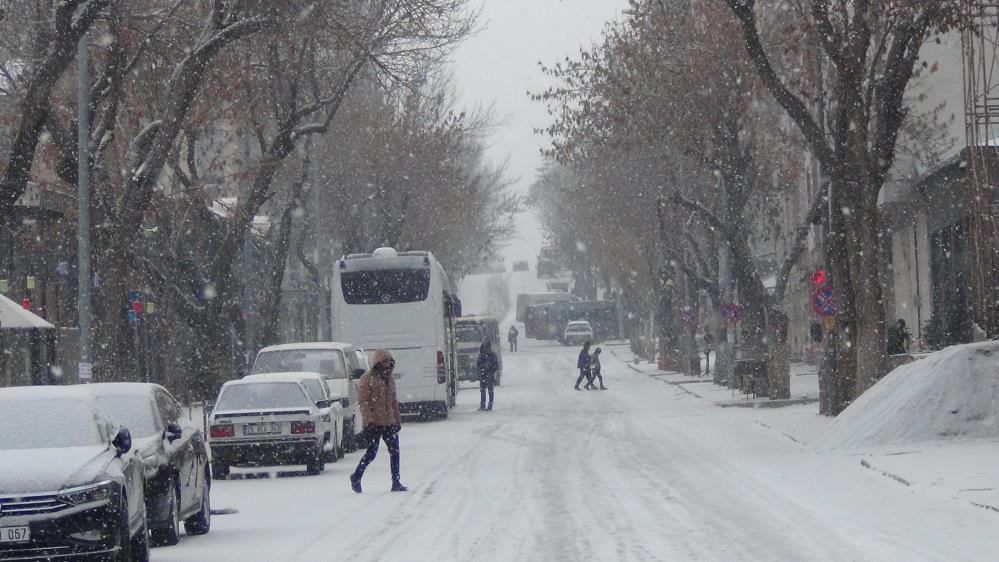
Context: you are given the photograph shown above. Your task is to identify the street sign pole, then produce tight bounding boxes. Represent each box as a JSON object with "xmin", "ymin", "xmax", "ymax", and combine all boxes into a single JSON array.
[{"xmin": 77, "ymin": 35, "xmax": 93, "ymax": 381}]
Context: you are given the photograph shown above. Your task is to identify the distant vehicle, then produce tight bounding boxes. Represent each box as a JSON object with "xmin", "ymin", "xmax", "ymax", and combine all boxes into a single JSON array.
[
  {"xmin": 546, "ymin": 281, "xmax": 570, "ymax": 292},
  {"xmin": 208, "ymin": 378, "xmax": 334, "ymax": 477},
  {"xmin": 454, "ymin": 316, "xmax": 503, "ymax": 385},
  {"xmin": 332, "ymin": 247, "xmax": 460, "ymax": 419},
  {"xmin": 252, "ymin": 342, "xmax": 364, "ymax": 451},
  {"xmin": 89, "ymin": 383, "xmax": 211, "ymax": 547},
  {"xmin": 512, "ymin": 260, "xmax": 530, "ymax": 272},
  {"xmin": 0, "ymin": 386, "xmax": 149, "ymax": 561},
  {"xmin": 563, "ymin": 320, "xmax": 595, "ymax": 346},
  {"xmin": 516, "ymin": 292, "xmax": 579, "ymax": 323},
  {"xmin": 242, "ymin": 372, "xmax": 344, "ymax": 462},
  {"xmin": 537, "ymin": 246, "xmax": 560, "ymax": 278},
  {"xmin": 527, "ymin": 300, "xmax": 620, "ymax": 341}
]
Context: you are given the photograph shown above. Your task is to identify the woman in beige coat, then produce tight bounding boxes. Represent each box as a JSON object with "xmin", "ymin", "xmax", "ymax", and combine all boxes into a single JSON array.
[{"xmin": 350, "ymin": 349, "xmax": 407, "ymax": 493}]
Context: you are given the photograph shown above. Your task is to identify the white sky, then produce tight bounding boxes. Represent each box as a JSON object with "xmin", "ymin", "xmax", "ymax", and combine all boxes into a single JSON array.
[{"xmin": 450, "ymin": 0, "xmax": 627, "ymax": 265}]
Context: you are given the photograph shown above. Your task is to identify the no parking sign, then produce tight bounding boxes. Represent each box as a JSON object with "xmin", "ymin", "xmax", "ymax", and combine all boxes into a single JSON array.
[{"xmin": 812, "ymin": 285, "xmax": 836, "ymax": 317}]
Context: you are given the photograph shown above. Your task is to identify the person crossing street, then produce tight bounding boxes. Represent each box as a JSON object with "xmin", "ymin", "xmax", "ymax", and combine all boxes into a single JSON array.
[
  {"xmin": 350, "ymin": 349, "xmax": 407, "ymax": 493},
  {"xmin": 590, "ymin": 347, "xmax": 607, "ymax": 390},
  {"xmin": 574, "ymin": 341, "xmax": 594, "ymax": 390}
]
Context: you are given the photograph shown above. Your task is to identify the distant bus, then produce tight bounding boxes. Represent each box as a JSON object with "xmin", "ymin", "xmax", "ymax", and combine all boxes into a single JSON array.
[
  {"xmin": 331, "ymin": 247, "xmax": 459, "ymax": 419},
  {"xmin": 526, "ymin": 300, "xmax": 620, "ymax": 342},
  {"xmin": 515, "ymin": 292, "xmax": 578, "ymax": 323},
  {"xmin": 454, "ymin": 316, "xmax": 503, "ymax": 384}
]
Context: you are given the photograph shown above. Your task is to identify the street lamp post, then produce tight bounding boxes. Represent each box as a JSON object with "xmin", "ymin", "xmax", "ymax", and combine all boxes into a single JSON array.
[{"xmin": 77, "ymin": 37, "xmax": 92, "ymax": 380}]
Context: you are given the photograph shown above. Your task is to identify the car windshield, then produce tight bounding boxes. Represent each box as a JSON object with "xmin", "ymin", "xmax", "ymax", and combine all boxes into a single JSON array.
[
  {"xmin": 0, "ymin": 399, "xmax": 104, "ymax": 450},
  {"xmin": 456, "ymin": 325, "xmax": 483, "ymax": 343},
  {"xmin": 216, "ymin": 383, "xmax": 310, "ymax": 411},
  {"xmin": 94, "ymin": 396, "xmax": 160, "ymax": 438},
  {"xmin": 252, "ymin": 349, "xmax": 348, "ymax": 379}
]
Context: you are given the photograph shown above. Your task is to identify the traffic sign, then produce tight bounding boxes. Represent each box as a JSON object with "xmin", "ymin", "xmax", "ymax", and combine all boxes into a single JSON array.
[
  {"xmin": 721, "ymin": 303, "xmax": 743, "ymax": 325},
  {"xmin": 812, "ymin": 285, "xmax": 836, "ymax": 317}
]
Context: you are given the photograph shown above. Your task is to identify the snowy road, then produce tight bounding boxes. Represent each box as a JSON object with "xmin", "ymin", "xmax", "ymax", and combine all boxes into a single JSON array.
[{"xmin": 154, "ymin": 339, "xmax": 997, "ymax": 562}]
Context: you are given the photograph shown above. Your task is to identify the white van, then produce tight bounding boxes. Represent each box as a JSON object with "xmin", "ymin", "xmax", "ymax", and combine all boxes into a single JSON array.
[
  {"xmin": 251, "ymin": 342, "xmax": 366, "ymax": 451},
  {"xmin": 331, "ymin": 247, "xmax": 459, "ymax": 419}
]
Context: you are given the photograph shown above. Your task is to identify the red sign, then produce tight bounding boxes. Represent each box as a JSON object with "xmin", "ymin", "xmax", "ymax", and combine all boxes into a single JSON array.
[{"xmin": 812, "ymin": 269, "xmax": 827, "ymax": 285}]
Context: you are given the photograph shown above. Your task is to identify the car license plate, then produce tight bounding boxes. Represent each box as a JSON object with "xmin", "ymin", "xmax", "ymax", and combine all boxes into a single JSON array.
[
  {"xmin": 0, "ymin": 526, "xmax": 30, "ymax": 543},
  {"xmin": 244, "ymin": 422, "xmax": 281, "ymax": 435}
]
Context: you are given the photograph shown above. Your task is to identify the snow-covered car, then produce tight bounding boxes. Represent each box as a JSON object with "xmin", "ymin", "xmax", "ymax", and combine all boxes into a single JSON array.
[
  {"xmin": 251, "ymin": 342, "xmax": 366, "ymax": 452},
  {"xmin": 241, "ymin": 372, "xmax": 344, "ymax": 462},
  {"xmin": 562, "ymin": 320, "xmax": 594, "ymax": 346},
  {"xmin": 88, "ymin": 383, "xmax": 211, "ymax": 547},
  {"xmin": 208, "ymin": 378, "xmax": 334, "ymax": 478},
  {"xmin": 0, "ymin": 386, "xmax": 149, "ymax": 561}
]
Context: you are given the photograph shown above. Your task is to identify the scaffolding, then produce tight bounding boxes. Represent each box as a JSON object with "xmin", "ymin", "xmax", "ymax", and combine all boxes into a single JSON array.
[{"xmin": 961, "ymin": 0, "xmax": 999, "ymax": 336}]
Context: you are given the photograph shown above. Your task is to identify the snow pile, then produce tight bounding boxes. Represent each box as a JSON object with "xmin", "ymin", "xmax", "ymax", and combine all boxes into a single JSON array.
[{"xmin": 814, "ymin": 341, "xmax": 999, "ymax": 450}]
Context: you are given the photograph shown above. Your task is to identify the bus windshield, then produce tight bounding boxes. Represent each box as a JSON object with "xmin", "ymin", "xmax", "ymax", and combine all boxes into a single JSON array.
[
  {"xmin": 456, "ymin": 325, "xmax": 483, "ymax": 343},
  {"xmin": 341, "ymin": 268, "xmax": 431, "ymax": 304}
]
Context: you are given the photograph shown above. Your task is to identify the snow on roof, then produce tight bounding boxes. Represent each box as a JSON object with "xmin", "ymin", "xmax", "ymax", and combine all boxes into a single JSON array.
[
  {"xmin": 0, "ymin": 385, "xmax": 91, "ymax": 402},
  {"xmin": 814, "ymin": 341, "xmax": 999, "ymax": 451},
  {"xmin": 83, "ymin": 382, "xmax": 165, "ymax": 397},
  {"xmin": 258, "ymin": 342, "xmax": 354, "ymax": 352},
  {"xmin": 243, "ymin": 372, "xmax": 324, "ymax": 382},
  {"xmin": 222, "ymin": 377, "xmax": 303, "ymax": 387},
  {"xmin": 0, "ymin": 293, "xmax": 55, "ymax": 329}
]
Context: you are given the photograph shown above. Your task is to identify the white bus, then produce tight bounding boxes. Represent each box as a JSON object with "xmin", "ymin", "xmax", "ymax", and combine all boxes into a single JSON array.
[{"xmin": 331, "ymin": 247, "xmax": 459, "ymax": 419}]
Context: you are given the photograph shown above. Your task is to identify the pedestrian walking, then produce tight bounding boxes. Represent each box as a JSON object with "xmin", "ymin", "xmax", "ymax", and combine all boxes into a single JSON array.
[
  {"xmin": 574, "ymin": 341, "xmax": 594, "ymax": 390},
  {"xmin": 350, "ymin": 349, "xmax": 407, "ymax": 493},
  {"xmin": 590, "ymin": 347, "xmax": 607, "ymax": 389},
  {"xmin": 508, "ymin": 325, "xmax": 519, "ymax": 352},
  {"xmin": 477, "ymin": 340, "xmax": 499, "ymax": 411},
  {"xmin": 703, "ymin": 330, "xmax": 714, "ymax": 376},
  {"xmin": 887, "ymin": 319, "xmax": 912, "ymax": 355}
]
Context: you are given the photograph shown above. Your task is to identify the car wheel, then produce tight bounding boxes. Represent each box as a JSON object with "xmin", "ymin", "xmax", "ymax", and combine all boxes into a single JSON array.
[
  {"xmin": 183, "ymin": 475, "xmax": 211, "ymax": 536},
  {"xmin": 132, "ymin": 515, "xmax": 150, "ymax": 562},
  {"xmin": 211, "ymin": 459, "xmax": 230, "ymax": 480},
  {"xmin": 305, "ymin": 448, "xmax": 324, "ymax": 475},
  {"xmin": 150, "ymin": 483, "xmax": 180, "ymax": 546},
  {"xmin": 323, "ymin": 433, "xmax": 337, "ymax": 463}
]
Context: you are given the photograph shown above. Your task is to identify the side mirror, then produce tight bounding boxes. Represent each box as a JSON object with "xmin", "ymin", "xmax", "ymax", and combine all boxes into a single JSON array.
[
  {"xmin": 350, "ymin": 368, "xmax": 365, "ymax": 380},
  {"xmin": 316, "ymin": 399, "xmax": 332, "ymax": 409},
  {"xmin": 112, "ymin": 427, "xmax": 132, "ymax": 457},
  {"xmin": 165, "ymin": 421, "xmax": 183, "ymax": 442}
]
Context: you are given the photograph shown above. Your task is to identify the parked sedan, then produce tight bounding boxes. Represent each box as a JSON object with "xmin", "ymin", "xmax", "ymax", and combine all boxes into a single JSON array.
[
  {"xmin": 241, "ymin": 372, "xmax": 344, "ymax": 462},
  {"xmin": 0, "ymin": 386, "xmax": 148, "ymax": 561},
  {"xmin": 88, "ymin": 383, "xmax": 211, "ymax": 547},
  {"xmin": 208, "ymin": 378, "xmax": 333, "ymax": 477}
]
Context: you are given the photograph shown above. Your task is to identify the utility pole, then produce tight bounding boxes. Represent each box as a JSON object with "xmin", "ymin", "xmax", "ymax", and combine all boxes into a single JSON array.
[{"xmin": 77, "ymin": 36, "xmax": 93, "ymax": 381}]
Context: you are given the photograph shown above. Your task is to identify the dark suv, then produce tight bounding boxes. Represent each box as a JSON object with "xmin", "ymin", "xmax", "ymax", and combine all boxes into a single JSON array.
[
  {"xmin": 0, "ymin": 386, "xmax": 148, "ymax": 561},
  {"xmin": 89, "ymin": 383, "xmax": 212, "ymax": 547}
]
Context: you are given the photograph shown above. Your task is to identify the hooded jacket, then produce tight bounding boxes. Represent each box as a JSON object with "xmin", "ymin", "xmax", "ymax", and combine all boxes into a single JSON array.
[
  {"xmin": 358, "ymin": 349, "xmax": 402, "ymax": 427},
  {"xmin": 477, "ymin": 342, "xmax": 499, "ymax": 381}
]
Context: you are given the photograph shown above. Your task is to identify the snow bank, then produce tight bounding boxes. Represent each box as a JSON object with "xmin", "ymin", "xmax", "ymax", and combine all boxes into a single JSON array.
[{"xmin": 814, "ymin": 341, "xmax": 999, "ymax": 450}]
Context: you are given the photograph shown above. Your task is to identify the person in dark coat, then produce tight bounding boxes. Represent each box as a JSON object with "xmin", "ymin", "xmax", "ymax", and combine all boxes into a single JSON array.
[
  {"xmin": 477, "ymin": 340, "xmax": 499, "ymax": 411},
  {"xmin": 887, "ymin": 319, "xmax": 911, "ymax": 355},
  {"xmin": 508, "ymin": 325, "xmax": 519, "ymax": 352},
  {"xmin": 350, "ymin": 349, "xmax": 406, "ymax": 493},
  {"xmin": 574, "ymin": 341, "xmax": 593, "ymax": 390},
  {"xmin": 703, "ymin": 331, "xmax": 714, "ymax": 375},
  {"xmin": 590, "ymin": 347, "xmax": 607, "ymax": 390}
]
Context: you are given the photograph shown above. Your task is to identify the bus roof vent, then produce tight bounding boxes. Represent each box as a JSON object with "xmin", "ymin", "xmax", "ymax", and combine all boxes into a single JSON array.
[{"xmin": 372, "ymin": 247, "xmax": 398, "ymax": 258}]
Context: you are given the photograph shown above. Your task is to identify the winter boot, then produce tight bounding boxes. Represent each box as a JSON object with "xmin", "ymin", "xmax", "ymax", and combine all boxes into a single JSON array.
[
  {"xmin": 391, "ymin": 482, "xmax": 408, "ymax": 492},
  {"xmin": 486, "ymin": 404, "xmax": 492, "ymax": 411},
  {"xmin": 350, "ymin": 473, "xmax": 362, "ymax": 494}
]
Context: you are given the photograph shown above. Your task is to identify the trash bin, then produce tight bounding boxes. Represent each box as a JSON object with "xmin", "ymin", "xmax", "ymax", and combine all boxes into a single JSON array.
[{"xmin": 734, "ymin": 359, "xmax": 768, "ymax": 397}]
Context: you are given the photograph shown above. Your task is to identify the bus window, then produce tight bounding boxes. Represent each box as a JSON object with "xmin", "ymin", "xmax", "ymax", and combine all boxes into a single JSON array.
[
  {"xmin": 456, "ymin": 325, "xmax": 483, "ymax": 343},
  {"xmin": 341, "ymin": 268, "xmax": 431, "ymax": 304}
]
